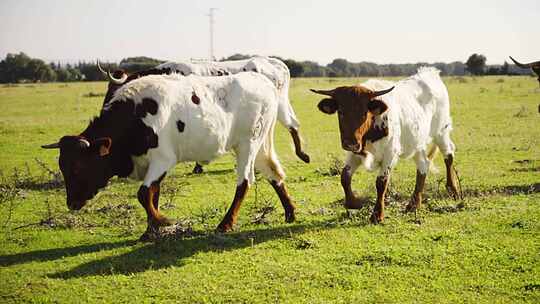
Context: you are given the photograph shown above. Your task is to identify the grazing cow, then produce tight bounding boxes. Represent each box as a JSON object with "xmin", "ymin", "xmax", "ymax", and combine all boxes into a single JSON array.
[
  {"xmin": 101, "ymin": 56, "xmax": 310, "ymax": 174},
  {"xmin": 42, "ymin": 72, "xmax": 296, "ymax": 239},
  {"xmin": 311, "ymin": 67, "xmax": 459, "ymax": 223},
  {"xmin": 509, "ymin": 56, "xmax": 540, "ymax": 86}
]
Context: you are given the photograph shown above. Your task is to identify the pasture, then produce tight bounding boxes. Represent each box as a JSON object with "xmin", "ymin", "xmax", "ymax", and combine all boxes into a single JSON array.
[{"xmin": 0, "ymin": 76, "xmax": 539, "ymax": 303}]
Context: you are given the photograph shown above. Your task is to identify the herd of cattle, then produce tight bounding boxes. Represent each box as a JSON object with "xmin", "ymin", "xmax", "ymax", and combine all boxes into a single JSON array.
[{"xmin": 41, "ymin": 55, "xmax": 539, "ymax": 240}]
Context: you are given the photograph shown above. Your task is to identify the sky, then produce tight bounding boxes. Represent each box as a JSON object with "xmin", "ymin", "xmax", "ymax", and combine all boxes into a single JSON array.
[{"xmin": 0, "ymin": 0, "xmax": 539, "ymax": 65}]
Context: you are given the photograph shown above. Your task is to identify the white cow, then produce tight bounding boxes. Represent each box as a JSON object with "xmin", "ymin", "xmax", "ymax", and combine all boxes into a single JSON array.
[
  {"xmin": 156, "ymin": 57, "xmax": 309, "ymax": 166},
  {"xmin": 311, "ymin": 67, "xmax": 459, "ymax": 223},
  {"xmin": 42, "ymin": 72, "xmax": 296, "ymax": 239}
]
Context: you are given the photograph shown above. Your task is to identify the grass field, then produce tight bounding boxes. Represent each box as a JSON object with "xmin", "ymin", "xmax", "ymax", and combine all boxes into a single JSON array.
[{"xmin": 0, "ymin": 75, "xmax": 539, "ymax": 303}]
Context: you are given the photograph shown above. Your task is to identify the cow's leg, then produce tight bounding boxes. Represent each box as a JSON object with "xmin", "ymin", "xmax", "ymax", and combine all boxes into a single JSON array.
[
  {"xmin": 255, "ymin": 146, "xmax": 296, "ymax": 223},
  {"xmin": 406, "ymin": 150, "xmax": 429, "ymax": 212},
  {"xmin": 370, "ymin": 174, "xmax": 389, "ymax": 224},
  {"xmin": 138, "ymin": 161, "xmax": 175, "ymax": 240},
  {"xmin": 434, "ymin": 132, "xmax": 459, "ymax": 199},
  {"xmin": 192, "ymin": 163, "xmax": 204, "ymax": 174},
  {"xmin": 341, "ymin": 153, "xmax": 365, "ymax": 209},
  {"xmin": 216, "ymin": 144, "xmax": 258, "ymax": 232},
  {"xmin": 216, "ymin": 179, "xmax": 250, "ymax": 232},
  {"xmin": 276, "ymin": 97, "xmax": 309, "ymax": 163},
  {"xmin": 151, "ymin": 172, "xmax": 166, "ymax": 212},
  {"xmin": 288, "ymin": 128, "xmax": 310, "ymax": 163},
  {"xmin": 444, "ymin": 154, "xmax": 459, "ymax": 199}
]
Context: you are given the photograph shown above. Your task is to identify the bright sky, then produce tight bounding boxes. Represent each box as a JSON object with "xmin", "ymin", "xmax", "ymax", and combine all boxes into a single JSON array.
[{"xmin": 1, "ymin": 0, "xmax": 538, "ymax": 65}]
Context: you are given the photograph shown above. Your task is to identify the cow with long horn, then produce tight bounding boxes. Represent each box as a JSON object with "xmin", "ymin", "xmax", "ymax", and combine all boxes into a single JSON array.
[
  {"xmin": 509, "ymin": 56, "xmax": 540, "ymax": 86},
  {"xmin": 311, "ymin": 67, "xmax": 460, "ymax": 224},
  {"xmin": 42, "ymin": 72, "xmax": 296, "ymax": 240},
  {"xmin": 98, "ymin": 56, "xmax": 310, "ymax": 175}
]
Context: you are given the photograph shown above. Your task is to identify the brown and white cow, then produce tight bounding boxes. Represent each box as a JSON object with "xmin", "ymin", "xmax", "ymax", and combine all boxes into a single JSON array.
[{"xmin": 311, "ymin": 68, "xmax": 460, "ymax": 223}]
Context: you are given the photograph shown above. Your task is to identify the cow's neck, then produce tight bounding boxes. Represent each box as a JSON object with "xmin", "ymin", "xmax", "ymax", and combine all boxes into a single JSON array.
[
  {"xmin": 80, "ymin": 100, "xmax": 137, "ymax": 141},
  {"xmin": 79, "ymin": 101, "xmax": 160, "ymax": 178},
  {"xmin": 79, "ymin": 104, "xmax": 139, "ymax": 177}
]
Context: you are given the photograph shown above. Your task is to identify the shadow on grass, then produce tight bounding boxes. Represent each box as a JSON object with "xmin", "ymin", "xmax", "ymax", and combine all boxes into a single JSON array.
[
  {"xmin": 1, "ymin": 220, "xmax": 355, "ymax": 279},
  {"xmin": 0, "ymin": 239, "xmax": 138, "ymax": 267},
  {"xmin": 461, "ymin": 183, "xmax": 540, "ymax": 197},
  {"xmin": 45, "ymin": 222, "xmax": 341, "ymax": 279},
  {"xmin": 186, "ymin": 168, "xmax": 235, "ymax": 177},
  {"xmin": 11, "ymin": 179, "xmax": 64, "ymax": 191}
]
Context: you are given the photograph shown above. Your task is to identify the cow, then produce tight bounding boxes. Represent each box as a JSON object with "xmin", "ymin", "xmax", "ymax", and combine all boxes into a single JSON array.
[
  {"xmin": 509, "ymin": 56, "xmax": 540, "ymax": 86},
  {"xmin": 100, "ymin": 56, "xmax": 310, "ymax": 174},
  {"xmin": 311, "ymin": 67, "xmax": 459, "ymax": 223},
  {"xmin": 41, "ymin": 72, "xmax": 296, "ymax": 240}
]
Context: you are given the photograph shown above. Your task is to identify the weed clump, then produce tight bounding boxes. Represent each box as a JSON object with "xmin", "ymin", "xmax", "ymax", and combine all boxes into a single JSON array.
[
  {"xmin": 315, "ymin": 154, "xmax": 344, "ymax": 177},
  {"xmin": 83, "ymin": 92, "xmax": 105, "ymax": 98},
  {"xmin": 514, "ymin": 106, "xmax": 530, "ymax": 118}
]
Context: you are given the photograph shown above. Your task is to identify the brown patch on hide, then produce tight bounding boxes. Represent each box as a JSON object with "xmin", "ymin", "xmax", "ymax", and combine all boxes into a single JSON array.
[
  {"xmin": 191, "ymin": 92, "xmax": 200, "ymax": 105},
  {"xmin": 354, "ymin": 111, "xmax": 374, "ymax": 152}
]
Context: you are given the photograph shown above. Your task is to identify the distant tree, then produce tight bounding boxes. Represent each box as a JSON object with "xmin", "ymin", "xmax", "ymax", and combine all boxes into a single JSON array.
[
  {"xmin": 465, "ymin": 53, "xmax": 486, "ymax": 75},
  {"xmin": 301, "ymin": 61, "xmax": 327, "ymax": 77},
  {"xmin": 119, "ymin": 56, "xmax": 165, "ymax": 73},
  {"xmin": 0, "ymin": 52, "xmax": 57, "ymax": 83},
  {"xmin": 501, "ymin": 61, "xmax": 509, "ymax": 75},
  {"xmin": 283, "ymin": 59, "xmax": 304, "ymax": 77},
  {"xmin": 0, "ymin": 52, "xmax": 31, "ymax": 82},
  {"xmin": 327, "ymin": 58, "xmax": 351, "ymax": 76},
  {"xmin": 221, "ymin": 53, "xmax": 252, "ymax": 61}
]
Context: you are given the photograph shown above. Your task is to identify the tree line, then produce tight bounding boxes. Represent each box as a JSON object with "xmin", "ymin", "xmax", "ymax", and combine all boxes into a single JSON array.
[{"xmin": 0, "ymin": 52, "xmax": 532, "ymax": 83}]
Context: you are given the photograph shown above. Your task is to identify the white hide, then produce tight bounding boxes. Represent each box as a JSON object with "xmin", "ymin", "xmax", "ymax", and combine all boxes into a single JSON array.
[
  {"xmin": 346, "ymin": 67, "xmax": 455, "ymax": 177},
  {"xmin": 107, "ymin": 72, "xmax": 283, "ymax": 187},
  {"xmin": 157, "ymin": 56, "xmax": 300, "ymax": 130}
]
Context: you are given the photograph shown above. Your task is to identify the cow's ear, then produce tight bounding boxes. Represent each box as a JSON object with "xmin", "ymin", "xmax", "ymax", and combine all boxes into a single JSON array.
[
  {"xmin": 368, "ymin": 99, "xmax": 388, "ymax": 115},
  {"xmin": 93, "ymin": 137, "xmax": 112, "ymax": 157},
  {"xmin": 317, "ymin": 98, "xmax": 338, "ymax": 114}
]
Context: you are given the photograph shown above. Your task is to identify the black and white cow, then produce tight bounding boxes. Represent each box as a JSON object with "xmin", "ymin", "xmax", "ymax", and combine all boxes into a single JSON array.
[
  {"xmin": 101, "ymin": 57, "xmax": 310, "ymax": 174},
  {"xmin": 42, "ymin": 72, "xmax": 296, "ymax": 240}
]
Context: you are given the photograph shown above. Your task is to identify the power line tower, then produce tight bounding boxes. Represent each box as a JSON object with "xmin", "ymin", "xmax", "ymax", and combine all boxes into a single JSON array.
[{"xmin": 208, "ymin": 8, "xmax": 218, "ymax": 61}]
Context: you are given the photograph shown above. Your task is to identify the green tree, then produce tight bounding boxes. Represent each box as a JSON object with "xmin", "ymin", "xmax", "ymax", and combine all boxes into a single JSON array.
[
  {"xmin": 465, "ymin": 53, "xmax": 487, "ymax": 75},
  {"xmin": 283, "ymin": 59, "xmax": 304, "ymax": 77}
]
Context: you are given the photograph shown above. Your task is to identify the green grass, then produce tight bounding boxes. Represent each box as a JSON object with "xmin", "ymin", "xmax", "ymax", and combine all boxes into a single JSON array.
[{"xmin": 1, "ymin": 76, "xmax": 539, "ymax": 303}]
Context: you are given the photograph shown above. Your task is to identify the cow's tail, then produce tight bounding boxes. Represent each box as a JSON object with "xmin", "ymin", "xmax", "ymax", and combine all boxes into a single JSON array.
[{"xmin": 427, "ymin": 144, "xmax": 440, "ymax": 174}]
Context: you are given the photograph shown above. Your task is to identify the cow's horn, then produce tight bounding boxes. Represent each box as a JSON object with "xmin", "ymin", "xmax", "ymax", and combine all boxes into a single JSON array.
[
  {"xmin": 41, "ymin": 142, "xmax": 60, "ymax": 149},
  {"xmin": 310, "ymin": 88, "xmax": 335, "ymax": 97},
  {"xmin": 107, "ymin": 70, "xmax": 128, "ymax": 85},
  {"xmin": 509, "ymin": 56, "xmax": 540, "ymax": 69},
  {"xmin": 96, "ymin": 59, "xmax": 107, "ymax": 76},
  {"xmin": 79, "ymin": 138, "xmax": 90, "ymax": 148},
  {"xmin": 371, "ymin": 86, "xmax": 394, "ymax": 98}
]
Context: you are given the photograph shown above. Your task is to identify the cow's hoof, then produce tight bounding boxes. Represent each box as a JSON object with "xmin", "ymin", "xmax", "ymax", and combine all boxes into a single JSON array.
[
  {"xmin": 192, "ymin": 164, "xmax": 204, "ymax": 174},
  {"xmin": 296, "ymin": 151, "xmax": 311, "ymax": 163},
  {"xmin": 139, "ymin": 227, "xmax": 159, "ymax": 242},
  {"xmin": 370, "ymin": 212, "xmax": 384, "ymax": 224},
  {"xmin": 446, "ymin": 184, "xmax": 460, "ymax": 200},
  {"xmin": 405, "ymin": 202, "xmax": 418, "ymax": 213},
  {"xmin": 405, "ymin": 196, "xmax": 421, "ymax": 212},
  {"xmin": 154, "ymin": 216, "xmax": 174, "ymax": 227},
  {"xmin": 344, "ymin": 196, "xmax": 368, "ymax": 209},
  {"xmin": 216, "ymin": 222, "xmax": 234, "ymax": 233},
  {"xmin": 285, "ymin": 210, "xmax": 296, "ymax": 223},
  {"xmin": 139, "ymin": 231, "xmax": 153, "ymax": 242}
]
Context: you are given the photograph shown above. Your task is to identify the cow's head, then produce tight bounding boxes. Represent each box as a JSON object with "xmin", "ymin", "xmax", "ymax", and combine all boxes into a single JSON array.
[
  {"xmin": 41, "ymin": 136, "xmax": 113, "ymax": 210},
  {"xmin": 311, "ymin": 85, "xmax": 394, "ymax": 153}
]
